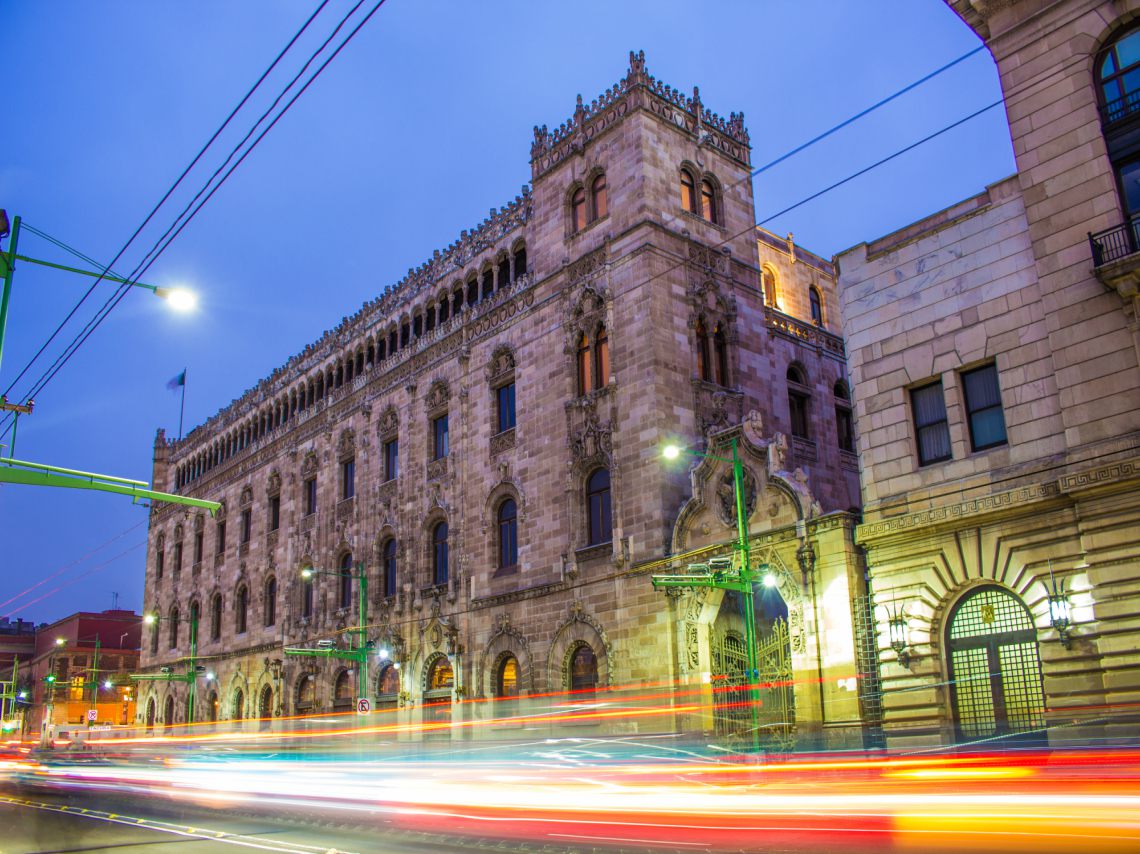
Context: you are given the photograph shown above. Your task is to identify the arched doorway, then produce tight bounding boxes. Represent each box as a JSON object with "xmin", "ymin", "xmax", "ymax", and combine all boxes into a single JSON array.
[
  {"xmin": 295, "ymin": 674, "xmax": 316, "ymax": 716},
  {"xmin": 946, "ymin": 586, "xmax": 1046, "ymax": 743},
  {"xmin": 333, "ymin": 670, "xmax": 354, "ymax": 713},
  {"xmin": 568, "ymin": 643, "xmax": 597, "ymax": 696},
  {"xmin": 495, "ymin": 654, "xmax": 519, "ymax": 717},
  {"xmin": 207, "ymin": 690, "xmax": 219, "ymax": 723},
  {"xmin": 258, "ymin": 685, "xmax": 273, "ymax": 730},
  {"xmin": 163, "ymin": 695, "xmax": 175, "ymax": 728},
  {"xmin": 145, "ymin": 697, "xmax": 156, "ymax": 731},
  {"xmin": 232, "ymin": 689, "xmax": 245, "ymax": 723},
  {"xmin": 423, "ymin": 655, "xmax": 454, "ymax": 738},
  {"xmin": 377, "ymin": 664, "xmax": 400, "ymax": 712}
]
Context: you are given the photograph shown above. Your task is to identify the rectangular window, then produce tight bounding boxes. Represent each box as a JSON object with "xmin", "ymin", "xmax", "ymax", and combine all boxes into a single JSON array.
[
  {"xmin": 496, "ymin": 382, "xmax": 516, "ymax": 433},
  {"xmin": 240, "ymin": 509, "xmax": 252, "ymax": 544},
  {"xmin": 383, "ymin": 438, "xmax": 399, "ymax": 481},
  {"xmin": 269, "ymin": 495, "xmax": 280, "ymax": 532},
  {"xmin": 193, "ymin": 531, "xmax": 203, "ymax": 563},
  {"xmin": 173, "ymin": 542, "xmax": 183, "ymax": 574},
  {"xmin": 912, "ymin": 381, "xmax": 952, "ymax": 465},
  {"xmin": 216, "ymin": 521, "xmax": 226, "ymax": 556},
  {"xmin": 304, "ymin": 477, "xmax": 317, "ymax": 516},
  {"xmin": 156, "ymin": 549, "xmax": 164, "ymax": 579},
  {"xmin": 789, "ymin": 391, "xmax": 810, "ymax": 439},
  {"xmin": 432, "ymin": 414, "xmax": 449, "ymax": 460},
  {"xmin": 342, "ymin": 458, "xmax": 355, "ymax": 500},
  {"xmin": 962, "ymin": 363, "xmax": 1007, "ymax": 451},
  {"xmin": 836, "ymin": 406, "xmax": 855, "ymax": 453}
]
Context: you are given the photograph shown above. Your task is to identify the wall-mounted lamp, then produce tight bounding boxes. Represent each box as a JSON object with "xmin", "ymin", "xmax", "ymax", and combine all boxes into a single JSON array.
[
  {"xmin": 1045, "ymin": 567, "xmax": 1072, "ymax": 650},
  {"xmin": 886, "ymin": 604, "xmax": 911, "ymax": 668}
]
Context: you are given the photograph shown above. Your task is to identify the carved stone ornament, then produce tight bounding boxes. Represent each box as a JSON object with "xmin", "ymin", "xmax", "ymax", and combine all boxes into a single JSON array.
[
  {"xmin": 301, "ymin": 451, "xmax": 319, "ymax": 479},
  {"xmin": 742, "ymin": 410, "xmax": 764, "ymax": 447},
  {"xmin": 193, "ymin": 513, "xmax": 205, "ymax": 533},
  {"xmin": 569, "ymin": 411, "xmax": 612, "ymax": 464},
  {"xmin": 239, "ymin": 485, "xmax": 253, "ymax": 507},
  {"xmin": 267, "ymin": 469, "xmax": 281, "ymax": 496},
  {"xmin": 425, "ymin": 380, "xmax": 449, "ymax": 414},
  {"xmin": 715, "ymin": 465, "xmax": 757, "ymax": 527},
  {"xmin": 378, "ymin": 406, "xmax": 398, "ymax": 438},
  {"xmin": 486, "ymin": 346, "xmax": 516, "ymax": 384},
  {"xmin": 337, "ymin": 429, "xmax": 355, "ymax": 459}
]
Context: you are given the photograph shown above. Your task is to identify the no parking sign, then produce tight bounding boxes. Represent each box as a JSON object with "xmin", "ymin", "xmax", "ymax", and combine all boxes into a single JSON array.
[{"xmin": 356, "ymin": 697, "xmax": 371, "ymax": 715}]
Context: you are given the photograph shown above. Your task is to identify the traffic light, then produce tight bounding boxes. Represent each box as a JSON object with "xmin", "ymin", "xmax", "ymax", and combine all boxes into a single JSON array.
[{"xmin": 44, "ymin": 674, "xmax": 56, "ymax": 683}]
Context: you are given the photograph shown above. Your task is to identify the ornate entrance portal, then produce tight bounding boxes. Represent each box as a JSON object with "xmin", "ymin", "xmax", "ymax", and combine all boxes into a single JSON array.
[{"xmin": 946, "ymin": 586, "xmax": 1046, "ymax": 743}]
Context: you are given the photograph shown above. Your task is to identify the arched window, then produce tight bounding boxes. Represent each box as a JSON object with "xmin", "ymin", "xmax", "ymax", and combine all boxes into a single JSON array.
[
  {"xmin": 233, "ymin": 689, "xmax": 244, "ymax": 721},
  {"xmin": 680, "ymin": 168, "xmax": 697, "ymax": 213},
  {"xmin": 258, "ymin": 685, "xmax": 273, "ymax": 729},
  {"xmin": 301, "ymin": 573, "xmax": 313, "ymax": 619},
  {"xmin": 338, "ymin": 552, "xmax": 353, "ymax": 610},
  {"xmin": 164, "ymin": 695, "xmax": 175, "ymax": 727},
  {"xmin": 188, "ymin": 601, "xmax": 200, "ymax": 639},
  {"xmin": 762, "ymin": 268, "xmax": 778, "ymax": 307},
  {"xmin": 787, "ymin": 365, "xmax": 810, "ymax": 439},
  {"xmin": 432, "ymin": 521, "xmax": 449, "ymax": 586},
  {"xmin": 169, "ymin": 607, "xmax": 180, "ymax": 649},
  {"xmin": 377, "ymin": 663, "xmax": 400, "ymax": 697},
  {"xmin": 809, "ymin": 286, "xmax": 823, "ymax": 325},
  {"xmin": 382, "ymin": 538, "xmax": 398, "ymax": 597},
  {"xmin": 513, "ymin": 245, "xmax": 527, "ymax": 280},
  {"xmin": 497, "ymin": 498, "xmax": 518, "ymax": 571},
  {"xmin": 700, "ymin": 178, "xmax": 718, "ymax": 224},
  {"xmin": 586, "ymin": 468, "xmax": 612, "ymax": 546},
  {"xmin": 296, "ymin": 674, "xmax": 316, "ymax": 713},
  {"xmin": 264, "ymin": 576, "xmax": 277, "ymax": 627},
  {"xmin": 207, "ymin": 690, "xmax": 219, "ymax": 722},
  {"xmin": 150, "ymin": 621, "xmax": 159, "ymax": 654},
  {"xmin": 695, "ymin": 317, "xmax": 711, "ymax": 381},
  {"xmin": 593, "ymin": 325, "xmax": 610, "ymax": 388},
  {"xmin": 236, "ymin": 585, "xmax": 248, "ymax": 635},
  {"xmin": 1098, "ymin": 28, "xmax": 1140, "ymax": 220},
  {"xmin": 713, "ymin": 323, "xmax": 728, "ymax": 387},
  {"xmin": 333, "ymin": 670, "xmax": 354, "ymax": 711},
  {"xmin": 591, "ymin": 173, "xmax": 608, "ymax": 220},
  {"xmin": 571, "ymin": 185, "xmax": 587, "ymax": 233},
  {"xmin": 210, "ymin": 594, "xmax": 222, "ymax": 641},
  {"xmin": 497, "ymin": 655, "xmax": 519, "ymax": 698},
  {"xmin": 577, "ymin": 332, "xmax": 592, "ymax": 396},
  {"xmin": 569, "ymin": 643, "xmax": 598, "ymax": 694},
  {"xmin": 427, "ymin": 657, "xmax": 454, "ymax": 691}
]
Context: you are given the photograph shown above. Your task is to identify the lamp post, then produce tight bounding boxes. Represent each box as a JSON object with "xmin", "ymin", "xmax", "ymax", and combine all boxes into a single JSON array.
[
  {"xmin": 285, "ymin": 562, "xmax": 371, "ymax": 711},
  {"xmin": 130, "ymin": 612, "xmax": 203, "ymax": 726},
  {"xmin": 652, "ymin": 436, "xmax": 765, "ymax": 753}
]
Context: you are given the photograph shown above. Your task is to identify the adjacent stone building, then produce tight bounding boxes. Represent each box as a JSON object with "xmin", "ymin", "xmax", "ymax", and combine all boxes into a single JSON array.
[
  {"xmin": 140, "ymin": 53, "xmax": 874, "ymax": 750},
  {"xmin": 836, "ymin": 0, "xmax": 1140, "ymax": 748}
]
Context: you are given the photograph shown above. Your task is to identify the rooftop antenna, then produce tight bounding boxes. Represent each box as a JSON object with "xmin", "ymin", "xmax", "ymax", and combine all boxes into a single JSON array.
[{"xmin": 111, "ymin": 591, "xmax": 120, "ymax": 610}]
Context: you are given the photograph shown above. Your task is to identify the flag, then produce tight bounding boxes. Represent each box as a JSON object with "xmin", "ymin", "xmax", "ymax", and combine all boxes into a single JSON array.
[{"xmin": 166, "ymin": 370, "xmax": 186, "ymax": 391}]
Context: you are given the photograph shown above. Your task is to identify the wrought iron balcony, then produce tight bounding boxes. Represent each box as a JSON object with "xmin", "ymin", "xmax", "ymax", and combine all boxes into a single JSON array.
[
  {"xmin": 1101, "ymin": 90, "xmax": 1140, "ymax": 127},
  {"xmin": 1089, "ymin": 217, "xmax": 1140, "ymax": 298}
]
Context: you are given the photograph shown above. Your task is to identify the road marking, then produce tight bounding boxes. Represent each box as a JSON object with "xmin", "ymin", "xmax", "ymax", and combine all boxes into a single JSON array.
[{"xmin": 0, "ymin": 795, "xmax": 360, "ymax": 853}]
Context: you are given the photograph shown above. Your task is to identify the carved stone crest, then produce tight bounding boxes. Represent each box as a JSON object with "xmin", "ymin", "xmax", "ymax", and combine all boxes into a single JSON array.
[
  {"xmin": 715, "ymin": 466, "xmax": 757, "ymax": 527},
  {"xmin": 425, "ymin": 380, "xmax": 449, "ymax": 413},
  {"xmin": 486, "ymin": 346, "xmax": 515, "ymax": 384},
  {"xmin": 337, "ymin": 428, "xmax": 355, "ymax": 459},
  {"xmin": 301, "ymin": 451, "xmax": 319, "ymax": 479},
  {"xmin": 378, "ymin": 405, "xmax": 398, "ymax": 438},
  {"xmin": 569, "ymin": 411, "xmax": 612, "ymax": 463},
  {"xmin": 267, "ymin": 469, "xmax": 281, "ymax": 496}
]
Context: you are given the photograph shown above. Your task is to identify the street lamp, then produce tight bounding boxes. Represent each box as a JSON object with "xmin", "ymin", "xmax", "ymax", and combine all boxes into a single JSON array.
[
  {"xmin": 1045, "ymin": 566, "xmax": 1073, "ymax": 650},
  {"xmin": 285, "ymin": 562, "xmax": 371, "ymax": 711},
  {"xmin": 652, "ymin": 436, "xmax": 765, "ymax": 752}
]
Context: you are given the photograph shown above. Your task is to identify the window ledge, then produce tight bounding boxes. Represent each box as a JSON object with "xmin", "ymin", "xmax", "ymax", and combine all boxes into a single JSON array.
[
  {"xmin": 568, "ymin": 213, "xmax": 610, "ymax": 242},
  {"xmin": 493, "ymin": 563, "xmax": 520, "ymax": 578},
  {"xmin": 575, "ymin": 542, "xmax": 612, "ymax": 563},
  {"xmin": 490, "ymin": 428, "xmax": 516, "ymax": 456},
  {"xmin": 679, "ymin": 208, "xmax": 726, "ymax": 232}
]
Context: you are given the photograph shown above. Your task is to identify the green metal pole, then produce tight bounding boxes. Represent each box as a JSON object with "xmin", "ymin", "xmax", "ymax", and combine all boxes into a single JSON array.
[
  {"xmin": 0, "ymin": 215, "xmax": 22, "ymax": 376},
  {"xmin": 88, "ymin": 637, "xmax": 101, "ymax": 724},
  {"xmin": 357, "ymin": 562, "xmax": 368, "ymax": 702},
  {"xmin": 187, "ymin": 618, "xmax": 198, "ymax": 726},
  {"xmin": 730, "ymin": 437, "xmax": 761, "ymax": 753}
]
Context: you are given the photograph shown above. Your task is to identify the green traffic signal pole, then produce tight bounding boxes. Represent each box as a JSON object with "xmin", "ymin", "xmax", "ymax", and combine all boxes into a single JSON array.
[
  {"xmin": 285, "ymin": 562, "xmax": 370, "ymax": 706},
  {"xmin": 131, "ymin": 617, "xmax": 200, "ymax": 726},
  {"xmin": 652, "ymin": 436, "xmax": 764, "ymax": 754}
]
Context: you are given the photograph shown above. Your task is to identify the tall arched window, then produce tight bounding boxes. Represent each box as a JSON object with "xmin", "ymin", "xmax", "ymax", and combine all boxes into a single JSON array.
[
  {"xmin": 834, "ymin": 380, "xmax": 854, "ymax": 453},
  {"xmin": 762, "ymin": 268, "xmax": 778, "ymax": 307},
  {"xmin": 1098, "ymin": 27, "xmax": 1140, "ymax": 220},
  {"xmin": 296, "ymin": 674, "xmax": 316, "ymax": 714},
  {"xmin": 497, "ymin": 498, "xmax": 518, "ymax": 571},
  {"xmin": 593, "ymin": 325, "xmax": 610, "ymax": 388},
  {"xmin": 713, "ymin": 323, "xmax": 728, "ymax": 387},
  {"xmin": 577, "ymin": 333, "xmax": 592, "ymax": 396},
  {"xmin": 497, "ymin": 655, "xmax": 519, "ymax": 698},
  {"xmin": 432, "ymin": 521, "xmax": 449, "ymax": 586},
  {"xmin": 236, "ymin": 585, "xmax": 248, "ymax": 634},
  {"xmin": 787, "ymin": 364, "xmax": 810, "ymax": 439},
  {"xmin": 695, "ymin": 317, "xmax": 711, "ymax": 381},
  {"xmin": 591, "ymin": 173, "xmax": 608, "ymax": 220},
  {"xmin": 233, "ymin": 689, "xmax": 244, "ymax": 721},
  {"xmin": 301, "ymin": 573, "xmax": 313, "ymax": 619},
  {"xmin": 168, "ymin": 607, "xmax": 180, "ymax": 649},
  {"xmin": 571, "ymin": 185, "xmax": 587, "ymax": 233},
  {"xmin": 569, "ymin": 643, "xmax": 598, "ymax": 694},
  {"xmin": 333, "ymin": 670, "xmax": 354, "ymax": 711},
  {"xmin": 264, "ymin": 576, "xmax": 277, "ymax": 627},
  {"xmin": 586, "ymin": 468, "xmax": 612, "ymax": 546},
  {"xmin": 700, "ymin": 178, "xmax": 718, "ymax": 224},
  {"xmin": 809, "ymin": 286, "xmax": 823, "ymax": 325},
  {"xmin": 382, "ymin": 538, "xmax": 398, "ymax": 597},
  {"xmin": 211, "ymin": 594, "xmax": 222, "ymax": 641},
  {"xmin": 680, "ymin": 168, "xmax": 697, "ymax": 213},
  {"xmin": 338, "ymin": 552, "xmax": 353, "ymax": 610},
  {"xmin": 188, "ymin": 601, "xmax": 200, "ymax": 639}
]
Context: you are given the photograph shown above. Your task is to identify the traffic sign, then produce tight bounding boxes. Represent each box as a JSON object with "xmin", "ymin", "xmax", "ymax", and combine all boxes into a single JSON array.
[
  {"xmin": 86, "ymin": 709, "xmax": 97, "ymax": 722},
  {"xmin": 356, "ymin": 697, "xmax": 371, "ymax": 715}
]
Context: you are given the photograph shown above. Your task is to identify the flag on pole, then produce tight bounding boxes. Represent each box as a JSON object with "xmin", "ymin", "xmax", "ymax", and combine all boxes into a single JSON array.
[{"xmin": 166, "ymin": 370, "xmax": 186, "ymax": 391}]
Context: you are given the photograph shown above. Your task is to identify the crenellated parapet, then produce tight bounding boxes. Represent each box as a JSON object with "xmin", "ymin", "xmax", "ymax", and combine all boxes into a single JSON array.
[{"xmin": 530, "ymin": 50, "xmax": 751, "ymax": 179}]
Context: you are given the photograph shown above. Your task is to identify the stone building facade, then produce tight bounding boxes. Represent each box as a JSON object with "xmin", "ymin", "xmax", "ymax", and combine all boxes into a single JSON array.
[
  {"xmin": 140, "ymin": 53, "xmax": 871, "ymax": 749},
  {"xmin": 835, "ymin": 0, "xmax": 1140, "ymax": 748}
]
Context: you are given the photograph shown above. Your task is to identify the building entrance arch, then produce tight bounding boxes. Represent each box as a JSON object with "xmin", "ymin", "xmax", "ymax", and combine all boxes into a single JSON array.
[
  {"xmin": 145, "ymin": 697, "xmax": 155, "ymax": 730},
  {"xmin": 163, "ymin": 695, "xmax": 175, "ymax": 728},
  {"xmin": 946, "ymin": 585, "xmax": 1046, "ymax": 743}
]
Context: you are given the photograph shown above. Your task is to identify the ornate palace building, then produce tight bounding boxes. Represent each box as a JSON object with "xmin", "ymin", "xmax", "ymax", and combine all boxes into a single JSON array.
[
  {"xmin": 139, "ymin": 53, "xmax": 873, "ymax": 749},
  {"xmin": 836, "ymin": 0, "xmax": 1140, "ymax": 748}
]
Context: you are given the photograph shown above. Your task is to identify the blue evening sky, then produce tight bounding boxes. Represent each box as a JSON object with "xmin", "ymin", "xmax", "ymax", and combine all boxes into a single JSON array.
[{"xmin": 0, "ymin": 0, "xmax": 1011, "ymax": 623}]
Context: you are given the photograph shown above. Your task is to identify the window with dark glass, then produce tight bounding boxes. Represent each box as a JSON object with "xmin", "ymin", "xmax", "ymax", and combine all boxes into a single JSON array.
[
  {"xmin": 169, "ymin": 608, "xmax": 180, "ymax": 649},
  {"xmin": 240, "ymin": 509, "xmax": 252, "ymax": 544},
  {"xmin": 570, "ymin": 644, "xmax": 598, "ymax": 693},
  {"xmin": 301, "ymin": 575, "xmax": 313, "ymax": 619},
  {"xmin": 700, "ymin": 178, "xmax": 717, "ymax": 224},
  {"xmin": 236, "ymin": 586, "xmax": 248, "ymax": 634},
  {"xmin": 961, "ymin": 364, "xmax": 1007, "ymax": 452},
  {"xmin": 383, "ymin": 438, "xmax": 399, "ymax": 481},
  {"xmin": 496, "ymin": 381, "xmax": 516, "ymax": 433},
  {"xmin": 339, "ymin": 552, "xmax": 353, "ymax": 609},
  {"xmin": 216, "ymin": 520, "xmax": 226, "ymax": 555},
  {"xmin": 586, "ymin": 468, "xmax": 612, "ymax": 546},
  {"xmin": 173, "ymin": 540, "xmax": 183, "ymax": 574},
  {"xmin": 695, "ymin": 318, "xmax": 710, "ymax": 381},
  {"xmin": 432, "ymin": 521, "xmax": 449, "ymax": 586},
  {"xmin": 835, "ymin": 381, "xmax": 855, "ymax": 453},
  {"xmin": 1100, "ymin": 28, "xmax": 1140, "ymax": 123},
  {"xmin": 150, "ymin": 624, "xmax": 159, "ymax": 653},
  {"xmin": 787, "ymin": 365, "xmax": 810, "ymax": 439},
  {"xmin": 156, "ymin": 546, "xmax": 165, "ymax": 579},
  {"xmin": 211, "ymin": 595, "xmax": 222, "ymax": 640},
  {"xmin": 592, "ymin": 173, "xmax": 607, "ymax": 220},
  {"xmin": 341, "ymin": 457, "xmax": 355, "ymax": 500},
  {"xmin": 912, "ymin": 381, "xmax": 951, "ymax": 465},
  {"xmin": 571, "ymin": 185, "xmax": 587, "ymax": 233},
  {"xmin": 269, "ymin": 495, "xmax": 280, "ymax": 532},
  {"xmin": 383, "ymin": 538, "xmax": 398, "ymax": 597},
  {"xmin": 304, "ymin": 477, "xmax": 317, "ymax": 516},
  {"xmin": 194, "ymin": 531, "xmax": 203, "ymax": 563},
  {"xmin": 680, "ymin": 168, "xmax": 697, "ymax": 213},
  {"xmin": 713, "ymin": 323, "xmax": 728, "ymax": 386},
  {"xmin": 432, "ymin": 414, "xmax": 449, "ymax": 460},
  {"xmin": 809, "ymin": 287, "xmax": 823, "ymax": 325},
  {"xmin": 497, "ymin": 498, "xmax": 518, "ymax": 570},
  {"xmin": 577, "ymin": 333, "xmax": 592, "ymax": 396},
  {"xmin": 264, "ymin": 577, "xmax": 276, "ymax": 627}
]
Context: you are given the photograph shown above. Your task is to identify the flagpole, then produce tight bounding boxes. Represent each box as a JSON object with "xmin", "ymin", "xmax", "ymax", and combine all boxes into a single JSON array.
[{"xmin": 179, "ymin": 368, "xmax": 186, "ymax": 441}]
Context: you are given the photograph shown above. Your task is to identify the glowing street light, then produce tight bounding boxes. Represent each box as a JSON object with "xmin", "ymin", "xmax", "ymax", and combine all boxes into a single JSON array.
[{"xmin": 155, "ymin": 286, "xmax": 197, "ymax": 312}]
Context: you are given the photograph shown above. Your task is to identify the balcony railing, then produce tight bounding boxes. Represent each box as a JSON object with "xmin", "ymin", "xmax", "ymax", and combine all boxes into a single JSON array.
[
  {"xmin": 1101, "ymin": 89, "xmax": 1140, "ymax": 126},
  {"xmin": 1089, "ymin": 217, "xmax": 1140, "ymax": 267}
]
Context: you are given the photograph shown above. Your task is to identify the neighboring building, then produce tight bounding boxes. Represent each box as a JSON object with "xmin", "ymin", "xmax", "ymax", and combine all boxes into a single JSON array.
[
  {"xmin": 0, "ymin": 617, "xmax": 36, "ymax": 730},
  {"xmin": 26, "ymin": 610, "xmax": 141, "ymax": 738},
  {"xmin": 835, "ymin": 0, "xmax": 1140, "ymax": 748},
  {"xmin": 140, "ymin": 53, "xmax": 875, "ymax": 750}
]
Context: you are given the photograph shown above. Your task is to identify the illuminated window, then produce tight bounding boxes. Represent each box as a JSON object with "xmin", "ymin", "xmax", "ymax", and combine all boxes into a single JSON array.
[
  {"xmin": 700, "ymin": 178, "xmax": 718, "ymax": 224},
  {"xmin": 571, "ymin": 185, "xmax": 587, "ymax": 233},
  {"xmin": 680, "ymin": 168, "xmax": 697, "ymax": 213},
  {"xmin": 592, "ymin": 173, "xmax": 608, "ymax": 220}
]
